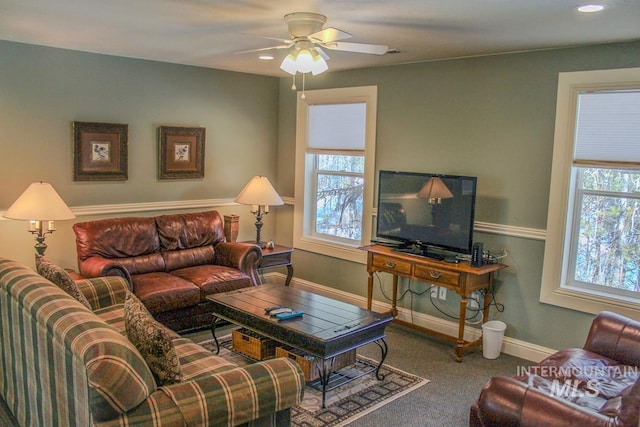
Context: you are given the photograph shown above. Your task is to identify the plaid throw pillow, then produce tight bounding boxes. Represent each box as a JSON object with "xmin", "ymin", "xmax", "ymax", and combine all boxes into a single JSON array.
[
  {"xmin": 124, "ymin": 291, "xmax": 182, "ymax": 385},
  {"xmin": 35, "ymin": 255, "xmax": 92, "ymax": 309}
]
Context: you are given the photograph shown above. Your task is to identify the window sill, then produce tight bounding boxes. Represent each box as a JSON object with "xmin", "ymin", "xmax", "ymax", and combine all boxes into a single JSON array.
[
  {"xmin": 294, "ymin": 236, "xmax": 367, "ymax": 264},
  {"xmin": 540, "ymin": 284, "xmax": 640, "ymax": 321}
]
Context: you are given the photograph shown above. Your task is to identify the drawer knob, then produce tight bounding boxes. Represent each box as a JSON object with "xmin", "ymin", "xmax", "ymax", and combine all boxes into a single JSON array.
[
  {"xmin": 384, "ymin": 261, "xmax": 396, "ymax": 269},
  {"xmin": 429, "ymin": 271, "xmax": 442, "ymax": 279}
]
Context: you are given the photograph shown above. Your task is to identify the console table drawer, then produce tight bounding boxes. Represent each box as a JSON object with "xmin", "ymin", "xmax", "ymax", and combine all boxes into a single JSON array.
[
  {"xmin": 260, "ymin": 254, "xmax": 291, "ymax": 268},
  {"xmin": 414, "ymin": 265, "xmax": 460, "ymax": 286},
  {"xmin": 371, "ymin": 255, "xmax": 412, "ymax": 275}
]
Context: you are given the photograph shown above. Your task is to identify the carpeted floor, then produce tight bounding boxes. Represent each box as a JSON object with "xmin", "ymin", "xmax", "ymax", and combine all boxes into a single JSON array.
[{"xmin": 0, "ymin": 323, "xmax": 529, "ymax": 426}]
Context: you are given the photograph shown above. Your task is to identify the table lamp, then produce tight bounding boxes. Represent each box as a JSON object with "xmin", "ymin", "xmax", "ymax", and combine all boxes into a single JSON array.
[
  {"xmin": 234, "ymin": 176, "xmax": 283, "ymax": 248},
  {"xmin": 3, "ymin": 182, "xmax": 76, "ymax": 255}
]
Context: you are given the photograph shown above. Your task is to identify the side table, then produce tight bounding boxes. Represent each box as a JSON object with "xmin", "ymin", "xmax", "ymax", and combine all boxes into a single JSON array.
[{"xmin": 258, "ymin": 244, "xmax": 294, "ymax": 286}]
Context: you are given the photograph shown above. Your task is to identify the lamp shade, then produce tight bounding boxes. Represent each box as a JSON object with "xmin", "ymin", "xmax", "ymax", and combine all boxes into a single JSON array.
[
  {"xmin": 3, "ymin": 182, "xmax": 75, "ymax": 220},
  {"xmin": 234, "ymin": 176, "xmax": 284, "ymax": 206},
  {"xmin": 417, "ymin": 177, "xmax": 454, "ymax": 204}
]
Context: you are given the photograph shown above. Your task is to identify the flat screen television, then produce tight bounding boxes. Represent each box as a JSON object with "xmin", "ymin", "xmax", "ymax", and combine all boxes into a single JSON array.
[{"xmin": 375, "ymin": 170, "xmax": 477, "ymax": 258}]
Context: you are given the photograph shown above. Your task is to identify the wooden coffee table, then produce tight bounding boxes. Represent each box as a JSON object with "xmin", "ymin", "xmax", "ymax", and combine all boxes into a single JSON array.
[{"xmin": 207, "ymin": 283, "xmax": 393, "ymax": 407}]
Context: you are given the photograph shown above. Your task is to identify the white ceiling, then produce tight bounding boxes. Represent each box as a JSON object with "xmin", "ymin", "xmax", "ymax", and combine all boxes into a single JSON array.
[{"xmin": 1, "ymin": 0, "xmax": 639, "ymax": 77}]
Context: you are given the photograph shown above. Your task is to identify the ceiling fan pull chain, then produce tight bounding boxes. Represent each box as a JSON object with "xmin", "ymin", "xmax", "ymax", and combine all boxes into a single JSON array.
[
  {"xmin": 291, "ymin": 74, "xmax": 297, "ymax": 90},
  {"xmin": 301, "ymin": 73, "xmax": 306, "ymax": 99}
]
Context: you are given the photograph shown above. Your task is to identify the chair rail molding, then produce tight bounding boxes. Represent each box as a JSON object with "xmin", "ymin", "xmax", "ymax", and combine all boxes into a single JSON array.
[{"xmin": 2, "ymin": 197, "xmax": 546, "ymax": 242}]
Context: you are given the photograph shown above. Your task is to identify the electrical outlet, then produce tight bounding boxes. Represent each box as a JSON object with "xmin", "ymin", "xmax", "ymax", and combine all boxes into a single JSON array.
[
  {"xmin": 431, "ymin": 286, "xmax": 438, "ymax": 298},
  {"xmin": 439, "ymin": 286, "xmax": 447, "ymax": 300}
]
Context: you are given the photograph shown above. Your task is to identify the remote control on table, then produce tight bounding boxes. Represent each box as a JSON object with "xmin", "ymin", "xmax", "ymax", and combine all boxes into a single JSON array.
[
  {"xmin": 275, "ymin": 311, "xmax": 303, "ymax": 320},
  {"xmin": 268, "ymin": 308, "xmax": 293, "ymax": 316}
]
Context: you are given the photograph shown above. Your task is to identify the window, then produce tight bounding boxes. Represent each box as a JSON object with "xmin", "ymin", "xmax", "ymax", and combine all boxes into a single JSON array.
[
  {"xmin": 293, "ymin": 86, "xmax": 377, "ymax": 263},
  {"xmin": 540, "ymin": 68, "xmax": 640, "ymax": 319}
]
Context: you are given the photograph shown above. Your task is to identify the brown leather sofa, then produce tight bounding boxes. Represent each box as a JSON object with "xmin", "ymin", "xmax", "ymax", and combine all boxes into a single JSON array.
[
  {"xmin": 470, "ymin": 311, "xmax": 640, "ymax": 427},
  {"xmin": 73, "ymin": 210, "xmax": 262, "ymax": 333}
]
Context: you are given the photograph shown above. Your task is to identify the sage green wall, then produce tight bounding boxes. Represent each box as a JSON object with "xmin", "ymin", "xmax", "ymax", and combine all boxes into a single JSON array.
[
  {"xmin": 0, "ymin": 41, "xmax": 280, "ymax": 269},
  {"xmin": 275, "ymin": 41, "xmax": 640, "ymax": 350}
]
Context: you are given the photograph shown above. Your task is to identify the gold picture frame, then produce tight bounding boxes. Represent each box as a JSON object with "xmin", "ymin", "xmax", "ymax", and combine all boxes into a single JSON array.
[
  {"xmin": 158, "ymin": 126, "xmax": 206, "ymax": 179},
  {"xmin": 73, "ymin": 121, "xmax": 128, "ymax": 181}
]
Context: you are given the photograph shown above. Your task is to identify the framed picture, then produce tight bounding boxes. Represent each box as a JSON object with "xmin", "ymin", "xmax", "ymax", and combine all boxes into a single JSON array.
[
  {"xmin": 73, "ymin": 122, "xmax": 128, "ymax": 181},
  {"xmin": 158, "ymin": 126, "xmax": 205, "ymax": 179}
]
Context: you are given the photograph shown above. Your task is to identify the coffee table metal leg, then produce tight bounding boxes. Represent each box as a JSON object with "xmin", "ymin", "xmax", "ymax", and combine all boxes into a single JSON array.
[
  {"xmin": 319, "ymin": 357, "xmax": 337, "ymax": 408},
  {"xmin": 373, "ymin": 338, "xmax": 388, "ymax": 380},
  {"xmin": 209, "ymin": 316, "xmax": 225, "ymax": 355}
]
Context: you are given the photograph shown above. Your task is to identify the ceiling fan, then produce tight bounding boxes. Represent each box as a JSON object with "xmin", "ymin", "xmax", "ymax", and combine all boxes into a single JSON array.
[{"xmin": 240, "ymin": 12, "xmax": 389, "ymax": 76}]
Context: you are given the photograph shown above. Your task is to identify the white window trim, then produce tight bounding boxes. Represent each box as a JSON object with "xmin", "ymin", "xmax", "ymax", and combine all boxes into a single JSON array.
[
  {"xmin": 540, "ymin": 67, "xmax": 640, "ymax": 320},
  {"xmin": 293, "ymin": 86, "xmax": 377, "ymax": 264}
]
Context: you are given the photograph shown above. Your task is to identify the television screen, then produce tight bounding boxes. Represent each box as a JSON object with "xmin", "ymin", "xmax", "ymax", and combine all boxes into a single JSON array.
[{"xmin": 376, "ymin": 170, "xmax": 477, "ymax": 255}]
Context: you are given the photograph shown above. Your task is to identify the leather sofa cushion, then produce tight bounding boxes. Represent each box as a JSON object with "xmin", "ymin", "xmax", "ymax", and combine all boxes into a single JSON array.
[
  {"xmin": 156, "ymin": 211, "xmax": 225, "ymax": 251},
  {"xmin": 111, "ymin": 253, "xmax": 166, "ymax": 275},
  {"xmin": 163, "ymin": 246, "xmax": 215, "ymax": 272},
  {"xmin": 74, "ymin": 217, "xmax": 160, "ymax": 260},
  {"xmin": 171, "ymin": 265, "xmax": 251, "ymax": 297},
  {"xmin": 133, "ymin": 272, "xmax": 200, "ymax": 314}
]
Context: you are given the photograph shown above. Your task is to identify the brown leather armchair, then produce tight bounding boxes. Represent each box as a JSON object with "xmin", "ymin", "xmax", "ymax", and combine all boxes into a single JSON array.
[
  {"xmin": 470, "ymin": 311, "xmax": 640, "ymax": 427},
  {"xmin": 73, "ymin": 210, "xmax": 262, "ymax": 333}
]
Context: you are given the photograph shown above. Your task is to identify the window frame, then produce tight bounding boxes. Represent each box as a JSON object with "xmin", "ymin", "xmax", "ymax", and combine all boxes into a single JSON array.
[
  {"xmin": 540, "ymin": 67, "xmax": 640, "ymax": 320},
  {"xmin": 293, "ymin": 86, "xmax": 378, "ymax": 264}
]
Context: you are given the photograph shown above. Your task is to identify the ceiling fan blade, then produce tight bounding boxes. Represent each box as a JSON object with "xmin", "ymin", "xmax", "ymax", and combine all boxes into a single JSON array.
[
  {"xmin": 322, "ymin": 41, "xmax": 389, "ymax": 55},
  {"xmin": 235, "ymin": 44, "xmax": 292, "ymax": 54},
  {"xmin": 314, "ymin": 47, "xmax": 330, "ymax": 61},
  {"xmin": 251, "ymin": 35, "xmax": 294, "ymax": 44},
  {"xmin": 308, "ymin": 27, "xmax": 352, "ymax": 43}
]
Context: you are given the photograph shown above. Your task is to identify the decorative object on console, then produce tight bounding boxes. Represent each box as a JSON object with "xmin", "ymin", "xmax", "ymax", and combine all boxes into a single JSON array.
[
  {"xmin": 417, "ymin": 176, "xmax": 454, "ymax": 204},
  {"xmin": 234, "ymin": 176, "xmax": 284, "ymax": 248},
  {"xmin": 73, "ymin": 121, "xmax": 128, "ymax": 181},
  {"xmin": 3, "ymin": 182, "xmax": 75, "ymax": 255},
  {"xmin": 223, "ymin": 214, "xmax": 240, "ymax": 242},
  {"xmin": 158, "ymin": 126, "xmax": 205, "ymax": 179}
]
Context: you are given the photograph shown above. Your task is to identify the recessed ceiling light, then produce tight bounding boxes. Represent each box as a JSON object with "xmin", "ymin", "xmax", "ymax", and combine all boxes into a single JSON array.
[
  {"xmin": 259, "ymin": 55, "xmax": 274, "ymax": 60},
  {"xmin": 577, "ymin": 4, "xmax": 605, "ymax": 13}
]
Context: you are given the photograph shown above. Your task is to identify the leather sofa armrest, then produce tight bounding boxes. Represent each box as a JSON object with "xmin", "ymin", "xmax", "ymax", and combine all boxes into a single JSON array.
[
  {"xmin": 474, "ymin": 376, "xmax": 614, "ymax": 427},
  {"xmin": 159, "ymin": 358, "xmax": 304, "ymax": 427},
  {"xmin": 214, "ymin": 242, "xmax": 263, "ymax": 286},
  {"xmin": 78, "ymin": 256, "xmax": 133, "ymax": 288},
  {"xmin": 583, "ymin": 311, "xmax": 640, "ymax": 366}
]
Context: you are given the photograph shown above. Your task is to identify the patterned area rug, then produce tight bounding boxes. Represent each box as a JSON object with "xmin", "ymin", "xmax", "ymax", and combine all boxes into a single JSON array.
[{"xmin": 199, "ymin": 336, "xmax": 429, "ymax": 427}]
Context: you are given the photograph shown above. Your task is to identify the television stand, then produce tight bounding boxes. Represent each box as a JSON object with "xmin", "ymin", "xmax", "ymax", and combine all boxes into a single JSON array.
[{"xmin": 361, "ymin": 244, "xmax": 507, "ymax": 362}]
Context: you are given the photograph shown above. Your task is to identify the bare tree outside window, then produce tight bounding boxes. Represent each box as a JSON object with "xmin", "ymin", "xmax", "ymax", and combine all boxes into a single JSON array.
[
  {"xmin": 573, "ymin": 168, "xmax": 640, "ymax": 293},
  {"xmin": 314, "ymin": 154, "xmax": 364, "ymax": 240}
]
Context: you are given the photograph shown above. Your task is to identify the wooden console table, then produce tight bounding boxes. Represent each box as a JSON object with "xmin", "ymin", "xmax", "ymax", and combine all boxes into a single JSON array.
[{"xmin": 361, "ymin": 244, "xmax": 507, "ymax": 362}]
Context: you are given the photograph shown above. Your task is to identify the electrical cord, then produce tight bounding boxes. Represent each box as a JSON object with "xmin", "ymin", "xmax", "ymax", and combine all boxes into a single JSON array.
[{"xmin": 374, "ymin": 272, "xmax": 505, "ymax": 324}]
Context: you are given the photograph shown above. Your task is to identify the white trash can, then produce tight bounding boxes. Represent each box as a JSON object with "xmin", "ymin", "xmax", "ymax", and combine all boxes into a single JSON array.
[{"xmin": 482, "ymin": 320, "xmax": 507, "ymax": 359}]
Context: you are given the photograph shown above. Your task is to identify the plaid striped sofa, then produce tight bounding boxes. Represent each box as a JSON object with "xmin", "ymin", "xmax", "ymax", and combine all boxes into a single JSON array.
[{"xmin": 0, "ymin": 257, "xmax": 305, "ymax": 426}]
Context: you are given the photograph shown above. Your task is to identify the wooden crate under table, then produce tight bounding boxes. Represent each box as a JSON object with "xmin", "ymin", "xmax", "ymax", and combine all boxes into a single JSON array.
[
  {"xmin": 232, "ymin": 328, "xmax": 276, "ymax": 360},
  {"xmin": 276, "ymin": 346, "xmax": 357, "ymax": 381}
]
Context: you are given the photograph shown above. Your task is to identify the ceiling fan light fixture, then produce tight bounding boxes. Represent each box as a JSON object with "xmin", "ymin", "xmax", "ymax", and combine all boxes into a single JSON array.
[
  {"xmin": 280, "ymin": 53, "xmax": 298, "ymax": 75},
  {"xmin": 295, "ymin": 48, "xmax": 314, "ymax": 73},
  {"xmin": 310, "ymin": 52, "xmax": 328, "ymax": 75}
]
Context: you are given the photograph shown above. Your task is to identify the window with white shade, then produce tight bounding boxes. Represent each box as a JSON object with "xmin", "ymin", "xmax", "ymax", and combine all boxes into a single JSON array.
[
  {"xmin": 293, "ymin": 86, "xmax": 377, "ymax": 263},
  {"xmin": 540, "ymin": 68, "xmax": 640, "ymax": 319}
]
